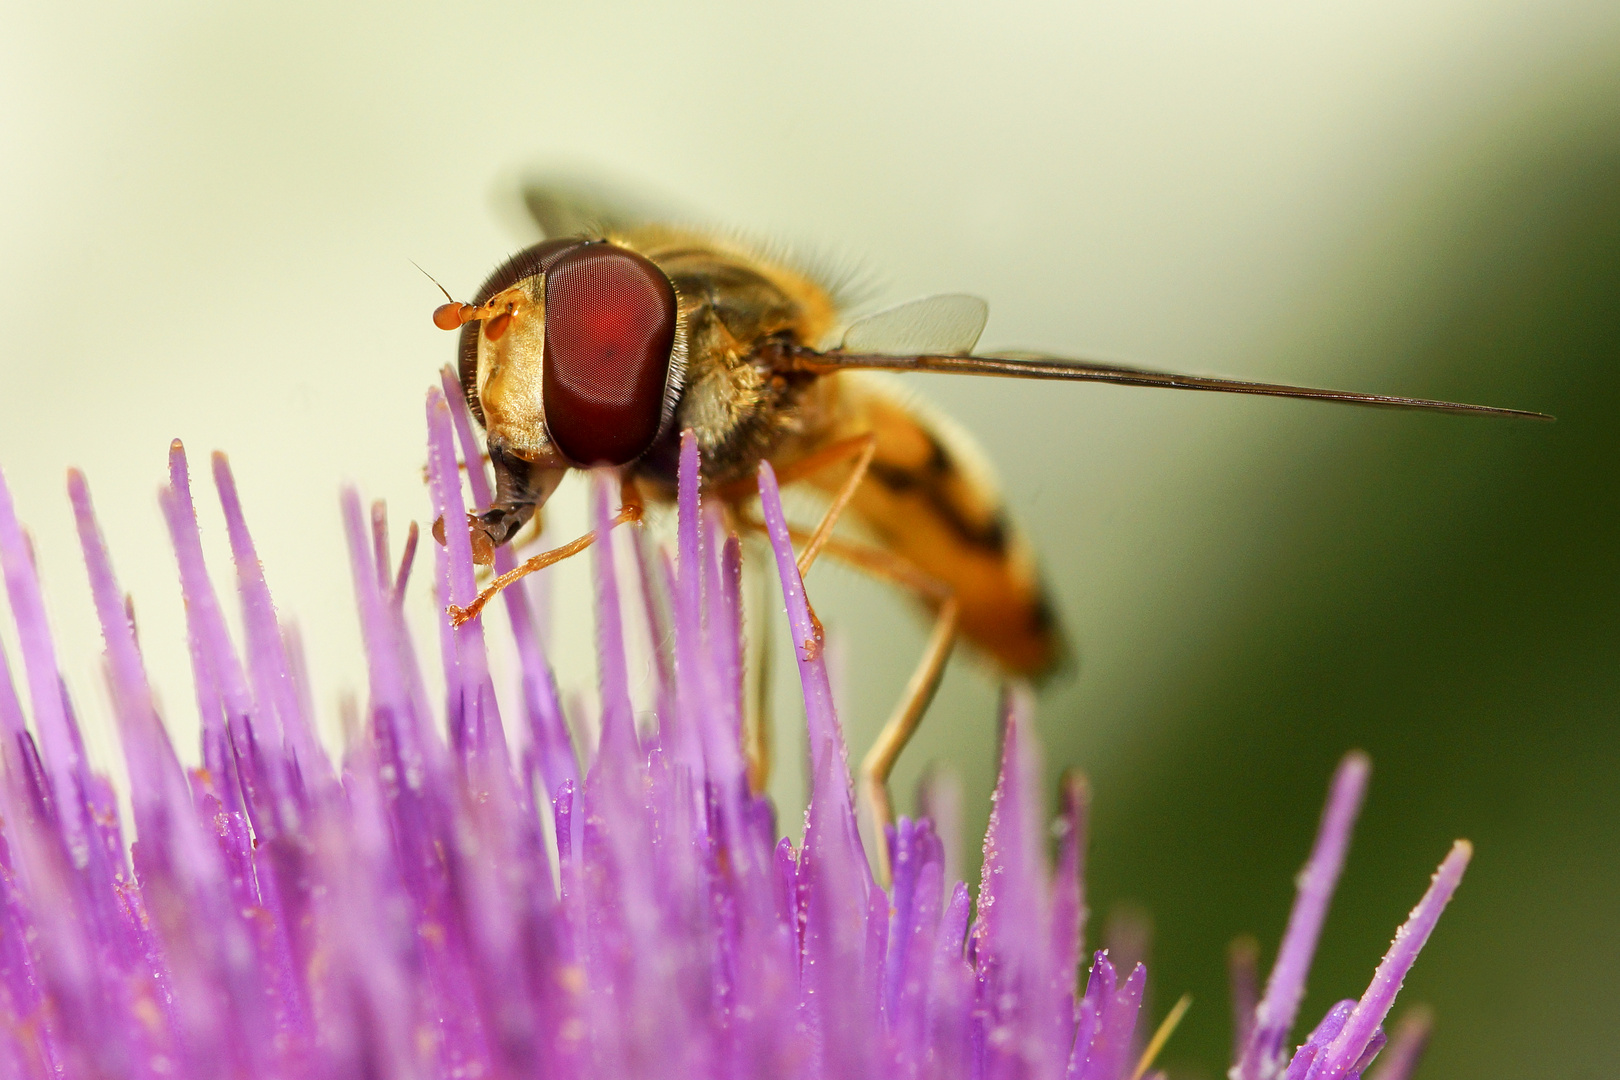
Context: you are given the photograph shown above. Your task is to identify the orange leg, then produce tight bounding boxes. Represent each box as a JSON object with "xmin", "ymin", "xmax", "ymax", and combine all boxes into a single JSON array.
[
  {"xmin": 448, "ymin": 475, "xmax": 644, "ymax": 626},
  {"xmin": 716, "ymin": 433, "xmax": 878, "ymax": 505},
  {"xmin": 463, "ymin": 507, "xmax": 548, "ymax": 586},
  {"xmin": 808, "ymin": 534, "xmax": 958, "ymax": 888},
  {"xmin": 715, "ymin": 432, "xmax": 879, "ymax": 571},
  {"xmin": 784, "ymin": 433, "xmax": 877, "ymax": 576},
  {"xmin": 861, "ymin": 594, "xmax": 958, "ymax": 889},
  {"xmin": 738, "ymin": 516, "xmax": 959, "ymax": 888},
  {"xmin": 722, "ymin": 433, "xmax": 876, "ymax": 791},
  {"xmin": 745, "ymin": 560, "xmax": 775, "ymax": 796}
]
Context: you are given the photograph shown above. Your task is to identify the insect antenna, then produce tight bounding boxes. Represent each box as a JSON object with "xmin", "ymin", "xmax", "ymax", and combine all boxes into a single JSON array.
[
  {"xmin": 412, "ymin": 260, "xmax": 477, "ymax": 331},
  {"xmin": 411, "ymin": 259, "xmax": 458, "ymax": 304}
]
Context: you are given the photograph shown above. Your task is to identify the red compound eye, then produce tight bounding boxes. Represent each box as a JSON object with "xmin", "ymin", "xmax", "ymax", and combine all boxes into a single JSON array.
[{"xmin": 542, "ymin": 244, "xmax": 678, "ymax": 465}]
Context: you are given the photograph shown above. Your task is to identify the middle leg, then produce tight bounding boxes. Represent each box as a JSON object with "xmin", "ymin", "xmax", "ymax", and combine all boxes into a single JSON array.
[{"xmin": 740, "ymin": 515, "xmax": 960, "ymax": 888}]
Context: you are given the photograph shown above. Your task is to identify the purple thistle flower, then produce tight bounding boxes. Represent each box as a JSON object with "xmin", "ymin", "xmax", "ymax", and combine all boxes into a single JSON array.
[{"xmin": 0, "ymin": 384, "xmax": 1471, "ymax": 1079}]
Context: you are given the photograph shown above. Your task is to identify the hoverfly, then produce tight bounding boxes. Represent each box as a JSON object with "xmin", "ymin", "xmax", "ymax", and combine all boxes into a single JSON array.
[{"xmin": 431, "ymin": 182, "xmax": 1548, "ymax": 881}]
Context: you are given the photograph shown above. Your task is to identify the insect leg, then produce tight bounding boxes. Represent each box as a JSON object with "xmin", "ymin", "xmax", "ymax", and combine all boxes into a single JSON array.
[
  {"xmin": 794, "ymin": 434, "xmax": 876, "ymax": 576},
  {"xmin": 864, "ymin": 594, "xmax": 958, "ymax": 887},
  {"xmin": 734, "ymin": 513, "xmax": 958, "ymax": 887},
  {"xmin": 746, "ymin": 544, "xmax": 775, "ymax": 795},
  {"xmin": 720, "ymin": 434, "xmax": 877, "ymax": 792},
  {"xmin": 807, "ymin": 535, "xmax": 958, "ymax": 888},
  {"xmin": 448, "ymin": 475, "xmax": 644, "ymax": 626},
  {"xmin": 718, "ymin": 433, "xmax": 879, "ymax": 573}
]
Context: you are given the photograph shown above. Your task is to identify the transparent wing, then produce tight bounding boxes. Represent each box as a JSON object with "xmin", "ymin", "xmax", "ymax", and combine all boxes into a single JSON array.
[
  {"xmin": 524, "ymin": 180, "xmax": 642, "ymax": 239},
  {"xmin": 496, "ymin": 171, "xmax": 678, "ymax": 240},
  {"xmin": 841, "ymin": 294, "xmax": 990, "ymax": 355}
]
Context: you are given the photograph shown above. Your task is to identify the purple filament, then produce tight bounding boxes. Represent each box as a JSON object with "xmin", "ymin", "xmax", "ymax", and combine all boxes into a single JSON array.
[{"xmin": 0, "ymin": 411, "xmax": 1473, "ymax": 1080}]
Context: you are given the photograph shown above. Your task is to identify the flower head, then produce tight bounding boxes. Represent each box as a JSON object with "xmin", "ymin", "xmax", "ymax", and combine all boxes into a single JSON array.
[{"xmin": 0, "ymin": 383, "xmax": 1468, "ymax": 1079}]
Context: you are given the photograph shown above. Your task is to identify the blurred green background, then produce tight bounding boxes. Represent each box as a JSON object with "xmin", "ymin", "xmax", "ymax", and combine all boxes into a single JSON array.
[
  {"xmin": 1065, "ymin": 104, "xmax": 1620, "ymax": 1078},
  {"xmin": 1, "ymin": 2, "xmax": 1615, "ymax": 1077}
]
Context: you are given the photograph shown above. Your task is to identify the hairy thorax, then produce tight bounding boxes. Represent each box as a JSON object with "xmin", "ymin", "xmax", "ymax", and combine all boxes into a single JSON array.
[{"xmin": 625, "ymin": 227, "xmax": 838, "ymax": 489}]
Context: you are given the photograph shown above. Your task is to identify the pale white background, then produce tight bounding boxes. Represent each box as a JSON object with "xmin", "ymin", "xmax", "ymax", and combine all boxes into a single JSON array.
[{"xmin": 1, "ymin": 1, "xmax": 1615, "ymax": 1074}]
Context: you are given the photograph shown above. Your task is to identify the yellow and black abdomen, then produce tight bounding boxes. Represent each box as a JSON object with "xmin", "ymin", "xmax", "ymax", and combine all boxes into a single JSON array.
[{"xmin": 799, "ymin": 372, "xmax": 1068, "ymax": 679}]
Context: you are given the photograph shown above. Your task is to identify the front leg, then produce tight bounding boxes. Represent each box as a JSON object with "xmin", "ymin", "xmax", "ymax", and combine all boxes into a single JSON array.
[{"xmin": 449, "ymin": 473, "xmax": 643, "ymax": 627}]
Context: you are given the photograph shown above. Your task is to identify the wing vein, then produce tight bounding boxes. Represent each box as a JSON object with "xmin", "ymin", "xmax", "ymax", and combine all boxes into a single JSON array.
[{"xmin": 792, "ymin": 348, "xmax": 1552, "ymax": 421}]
